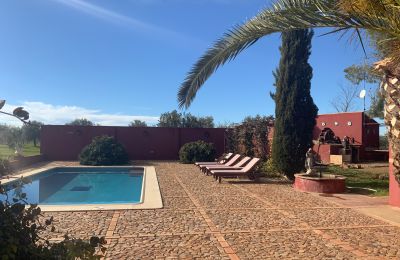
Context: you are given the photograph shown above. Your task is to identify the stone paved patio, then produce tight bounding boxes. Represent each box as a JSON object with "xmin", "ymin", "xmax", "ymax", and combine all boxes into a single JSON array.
[{"xmin": 12, "ymin": 161, "xmax": 400, "ymax": 259}]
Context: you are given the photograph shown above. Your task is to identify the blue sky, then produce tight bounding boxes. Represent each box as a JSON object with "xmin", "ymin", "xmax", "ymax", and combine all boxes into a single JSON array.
[{"xmin": 0, "ymin": 0, "xmax": 376, "ymax": 126}]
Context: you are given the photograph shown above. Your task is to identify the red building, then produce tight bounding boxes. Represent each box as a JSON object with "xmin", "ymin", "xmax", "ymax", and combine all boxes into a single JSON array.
[{"xmin": 312, "ymin": 112, "xmax": 387, "ymax": 163}]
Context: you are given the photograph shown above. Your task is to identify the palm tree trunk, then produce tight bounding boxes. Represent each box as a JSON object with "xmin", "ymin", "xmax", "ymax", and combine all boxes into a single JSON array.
[{"xmin": 376, "ymin": 59, "xmax": 400, "ymax": 182}]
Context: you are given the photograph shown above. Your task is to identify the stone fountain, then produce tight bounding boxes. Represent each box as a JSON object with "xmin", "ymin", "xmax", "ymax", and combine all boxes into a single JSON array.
[{"xmin": 294, "ymin": 148, "xmax": 346, "ymax": 193}]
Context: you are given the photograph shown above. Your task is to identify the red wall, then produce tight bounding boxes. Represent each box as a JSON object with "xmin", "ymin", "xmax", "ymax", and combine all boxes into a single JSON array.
[
  {"xmin": 315, "ymin": 144, "xmax": 342, "ymax": 163},
  {"xmin": 40, "ymin": 125, "xmax": 226, "ymax": 161},
  {"xmin": 313, "ymin": 112, "xmax": 379, "ymax": 148},
  {"xmin": 314, "ymin": 112, "xmax": 363, "ymax": 144},
  {"xmin": 364, "ymin": 117, "xmax": 380, "ymax": 148}
]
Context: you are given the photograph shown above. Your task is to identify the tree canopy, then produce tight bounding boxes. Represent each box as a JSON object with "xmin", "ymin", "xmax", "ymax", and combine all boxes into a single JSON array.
[
  {"xmin": 158, "ymin": 110, "xmax": 214, "ymax": 128},
  {"xmin": 22, "ymin": 121, "xmax": 43, "ymax": 147},
  {"xmin": 66, "ymin": 118, "xmax": 95, "ymax": 126},
  {"xmin": 129, "ymin": 120, "xmax": 147, "ymax": 127},
  {"xmin": 344, "ymin": 64, "xmax": 384, "ymax": 118}
]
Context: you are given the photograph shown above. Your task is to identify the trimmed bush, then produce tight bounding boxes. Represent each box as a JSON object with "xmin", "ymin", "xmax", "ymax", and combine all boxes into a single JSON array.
[
  {"xmin": 179, "ymin": 140, "xmax": 216, "ymax": 164},
  {"xmin": 79, "ymin": 136, "xmax": 129, "ymax": 166}
]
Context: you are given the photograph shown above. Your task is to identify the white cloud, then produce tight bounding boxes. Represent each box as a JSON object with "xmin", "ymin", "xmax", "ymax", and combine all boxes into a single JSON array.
[
  {"xmin": 52, "ymin": 0, "xmax": 191, "ymax": 41},
  {"xmin": 0, "ymin": 101, "xmax": 159, "ymax": 126}
]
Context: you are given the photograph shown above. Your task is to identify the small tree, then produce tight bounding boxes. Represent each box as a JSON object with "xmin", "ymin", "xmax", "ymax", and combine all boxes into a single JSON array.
[
  {"xmin": 66, "ymin": 118, "xmax": 94, "ymax": 126},
  {"xmin": 344, "ymin": 64, "xmax": 383, "ymax": 118},
  {"xmin": 158, "ymin": 110, "xmax": 214, "ymax": 128},
  {"xmin": 272, "ymin": 29, "xmax": 318, "ymax": 179},
  {"xmin": 182, "ymin": 114, "xmax": 214, "ymax": 128},
  {"xmin": 330, "ymin": 83, "xmax": 360, "ymax": 112},
  {"xmin": 6, "ymin": 127, "xmax": 24, "ymax": 153},
  {"xmin": 129, "ymin": 120, "xmax": 147, "ymax": 127},
  {"xmin": 22, "ymin": 120, "xmax": 43, "ymax": 146},
  {"xmin": 158, "ymin": 110, "xmax": 182, "ymax": 127},
  {"xmin": 0, "ymin": 125, "xmax": 11, "ymax": 144}
]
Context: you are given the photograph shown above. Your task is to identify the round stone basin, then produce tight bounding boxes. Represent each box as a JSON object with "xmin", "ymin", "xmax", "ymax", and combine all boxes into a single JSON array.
[{"xmin": 294, "ymin": 173, "xmax": 346, "ymax": 193}]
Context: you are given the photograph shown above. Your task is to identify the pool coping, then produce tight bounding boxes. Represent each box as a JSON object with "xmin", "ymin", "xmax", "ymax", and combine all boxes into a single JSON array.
[{"xmin": 0, "ymin": 165, "xmax": 163, "ymax": 211}]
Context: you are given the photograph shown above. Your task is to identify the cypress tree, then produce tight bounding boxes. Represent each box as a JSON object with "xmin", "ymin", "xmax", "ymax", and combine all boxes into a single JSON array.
[{"xmin": 272, "ymin": 29, "xmax": 318, "ymax": 179}]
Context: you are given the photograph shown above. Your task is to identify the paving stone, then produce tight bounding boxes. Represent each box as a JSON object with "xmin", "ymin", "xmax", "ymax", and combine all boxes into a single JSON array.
[
  {"xmin": 159, "ymin": 187, "xmax": 188, "ymax": 197},
  {"xmin": 239, "ymin": 184, "xmax": 338, "ymax": 208},
  {"xmin": 105, "ymin": 234, "xmax": 229, "ymax": 259},
  {"xmin": 41, "ymin": 211, "xmax": 114, "ymax": 239},
  {"xmin": 163, "ymin": 196, "xmax": 195, "ymax": 209},
  {"xmin": 324, "ymin": 226, "xmax": 400, "ymax": 257},
  {"xmin": 114, "ymin": 209, "xmax": 208, "ymax": 235},
  {"xmin": 197, "ymin": 195, "xmax": 265, "ymax": 209},
  {"xmin": 287, "ymin": 208, "xmax": 386, "ymax": 228},
  {"xmin": 224, "ymin": 230, "xmax": 357, "ymax": 259},
  {"xmin": 207, "ymin": 209, "xmax": 301, "ymax": 231}
]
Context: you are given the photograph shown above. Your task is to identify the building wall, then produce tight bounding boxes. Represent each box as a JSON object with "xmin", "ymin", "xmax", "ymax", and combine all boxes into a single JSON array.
[
  {"xmin": 40, "ymin": 125, "xmax": 226, "ymax": 161},
  {"xmin": 315, "ymin": 144, "xmax": 342, "ymax": 163},
  {"xmin": 364, "ymin": 116, "xmax": 380, "ymax": 148},
  {"xmin": 313, "ymin": 112, "xmax": 364, "ymax": 145}
]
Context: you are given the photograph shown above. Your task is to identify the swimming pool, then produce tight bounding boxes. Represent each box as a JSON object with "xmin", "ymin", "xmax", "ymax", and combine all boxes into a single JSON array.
[{"xmin": 1, "ymin": 166, "xmax": 163, "ymax": 211}]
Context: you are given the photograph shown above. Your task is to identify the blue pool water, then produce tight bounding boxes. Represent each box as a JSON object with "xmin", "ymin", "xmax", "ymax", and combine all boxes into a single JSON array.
[{"xmin": 1, "ymin": 167, "xmax": 144, "ymax": 205}]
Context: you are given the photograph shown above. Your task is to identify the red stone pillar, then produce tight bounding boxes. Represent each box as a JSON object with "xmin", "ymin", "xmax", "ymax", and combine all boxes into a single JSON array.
[{"xmin": 389, "ymin": 147, "xmax": 400, "ymax": 206}]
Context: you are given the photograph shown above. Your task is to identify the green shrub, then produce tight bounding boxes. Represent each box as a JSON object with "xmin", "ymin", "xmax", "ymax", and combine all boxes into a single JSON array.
[
  {"xmin": 0, "ymin": 159, "xmax": 11, "ymax": 177},
  {"xmin": 79, "ymin": 136, "xmax": 129, "ymax": 166},
  {"xmin": 259, "ymin": 158, "xmax": 283, "ymax": 178},
  {"xmin": 225, "ymin": 115, "xmax": 274, "ymax": 160},
  {"xmin": 179, "ymin": 140, "xmax": 216, "ymax": 164}
]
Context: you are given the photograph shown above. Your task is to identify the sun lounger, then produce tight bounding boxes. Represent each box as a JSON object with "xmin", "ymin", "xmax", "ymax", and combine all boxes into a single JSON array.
[
  {"xmin": 202, "ymin": 156, "xmax": 251, "ymax": 175},
  {"xmin": 210, "ymin": 158, "xmax": 260, "ymax": 183},
  {"xmin": 195, "ymin": 153, "xmax": 233, "ymax": 167},
  {"xmin": 197, "ymin": 154, "xmax": 241, "ymax": 170}
]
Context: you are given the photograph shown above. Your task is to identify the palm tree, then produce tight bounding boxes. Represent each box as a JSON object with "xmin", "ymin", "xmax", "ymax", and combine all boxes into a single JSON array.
[{"xmin": 177, "ymin": 0, "xmax": 400, "ymax": 182}]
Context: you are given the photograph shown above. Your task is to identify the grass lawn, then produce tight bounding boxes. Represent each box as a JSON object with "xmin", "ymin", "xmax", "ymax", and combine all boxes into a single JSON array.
[
  {"xmin": 0, "ymin": 143, "xmax": 40, "ymax": 159},
  {"xmin": 326, "ymin": 165, "xmax": 389, "ymax": 196}
]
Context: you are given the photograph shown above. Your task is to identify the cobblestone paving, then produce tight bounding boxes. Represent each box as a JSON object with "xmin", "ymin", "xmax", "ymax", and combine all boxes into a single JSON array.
[
  {"xmin": 224, "ymin": 231, "xmax": 356, "ymax": 259},
  {"xmin": 42, "ymin": 211, "xmax": 114, "ymax": 239},
  {"xmin": 207, "ymin": 209, "xmax": 301, "ymax": 231},
  {"xmin": 324, "ymin": 226, "xmax": 400, "ymax": 258},
  {"xmin": 28, "ymin": 161, "xmax": 400, "ymax": 259},
  {"xmin": 106, "ymin": 234, "xmax": 229, "ymax": 260},
  {"xmin": 115, "ymin": 209, "xmax": 208, "ymax": 235}
]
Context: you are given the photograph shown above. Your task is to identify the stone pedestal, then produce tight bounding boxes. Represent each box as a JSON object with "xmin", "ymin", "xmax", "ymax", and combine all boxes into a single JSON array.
[{"xmin": 294, "ymin": 174, "xmax": 346, "ymax": 194}]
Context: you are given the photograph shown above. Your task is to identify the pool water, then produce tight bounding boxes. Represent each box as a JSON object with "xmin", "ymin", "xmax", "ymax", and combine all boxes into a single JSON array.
[{"xmin": 1, "ymin": 167, "xmax": 144, "ymax": 205}]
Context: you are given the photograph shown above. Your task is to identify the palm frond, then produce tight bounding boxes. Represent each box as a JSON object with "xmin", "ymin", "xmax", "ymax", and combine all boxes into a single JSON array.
[{"xmin": 178, "ymin": 0, "xmax": 400, "ymax": 108}]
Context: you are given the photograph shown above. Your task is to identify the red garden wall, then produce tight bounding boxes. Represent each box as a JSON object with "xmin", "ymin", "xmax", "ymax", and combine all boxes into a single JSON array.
[{"xmin": 40, "ymin": 125, "xmax": 226, "ymax": 161}]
